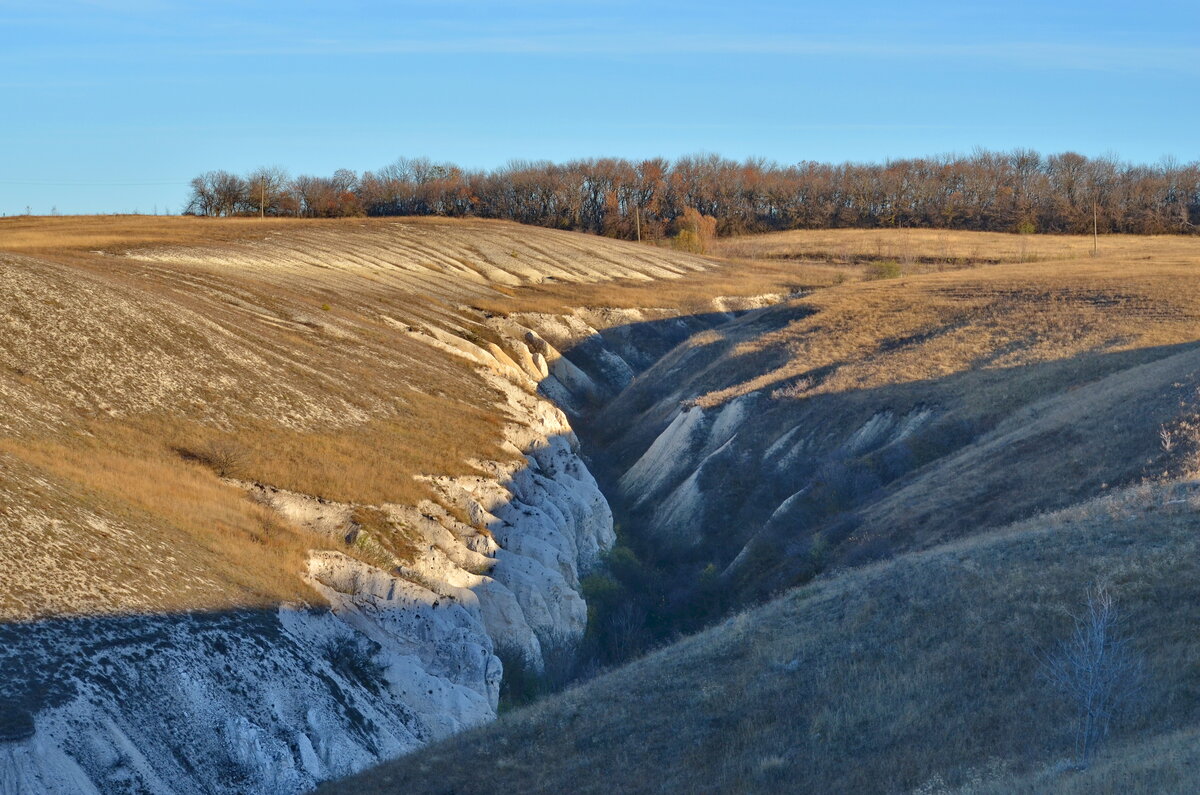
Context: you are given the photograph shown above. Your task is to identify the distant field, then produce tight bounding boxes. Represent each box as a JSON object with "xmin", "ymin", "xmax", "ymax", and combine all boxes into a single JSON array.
[{"xmin": 712, "ymin": 226, "xmax": 1196, "ymax": 271}]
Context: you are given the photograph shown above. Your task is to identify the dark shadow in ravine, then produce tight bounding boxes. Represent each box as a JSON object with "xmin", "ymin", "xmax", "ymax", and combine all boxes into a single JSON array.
[{"xmin": 537, "ymin": 302, "xmax": 1200, "ymax": 662}]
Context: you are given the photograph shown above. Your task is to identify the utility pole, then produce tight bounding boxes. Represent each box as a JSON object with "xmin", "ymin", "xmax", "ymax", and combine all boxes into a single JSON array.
[
  {"xmin": 1092, "ymin": 199, "xmax": 1098, "ymax": 257},
  {"xmin": 260, "ymin": 182, "xmax": 265, "ymax": 219},
  {"xmin": 634, "ymin": 202, "xmax": 641, "ymax": 242}
]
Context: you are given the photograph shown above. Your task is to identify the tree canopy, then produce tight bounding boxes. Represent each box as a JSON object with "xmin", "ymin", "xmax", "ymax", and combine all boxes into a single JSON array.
[{"xmin": 185, "ymin": 151, "xmax": 1200, "ymax": 237}]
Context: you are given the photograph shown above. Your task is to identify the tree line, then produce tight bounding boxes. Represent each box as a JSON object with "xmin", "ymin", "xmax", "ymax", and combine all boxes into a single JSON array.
[{"xmin": 185, "ymin": 150, "xmax": 1200, "ymax": 238}]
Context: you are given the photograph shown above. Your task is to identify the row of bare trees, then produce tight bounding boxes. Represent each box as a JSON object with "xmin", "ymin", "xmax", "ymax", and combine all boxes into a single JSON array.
[{"xmin": 185, "ymin": 150, "xmax": 1200, "ymax": 236}]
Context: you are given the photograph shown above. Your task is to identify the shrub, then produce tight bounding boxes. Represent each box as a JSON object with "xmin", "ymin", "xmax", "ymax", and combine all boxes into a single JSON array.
[
  {"xmin": 866, "ymin": 260, "xmax": 902, "ymax": 280},
  {"xmin": 580, "ymin": 573, "xmax": 624, "ymax": 617},
  {"xmin": 323, "ymin": 634, "xmax": 389, "ymax": 693},
  {"xmin": 495, "ymin": 642, "xmax": 542, "ymax": 711},
  {"xmin": 177, "ymin": 439, "xmax": 248, "ymax": 478},
  {"xmin": 770, "ymin": 376, "xmax": 815, "ymax": 400},
  {"xmin": 671, "ymin": 208, "xmax": 717, "ymax": 254},
  {"xmin": 495, "ymin": 633, "xmax": 583, "ymax": 711}
]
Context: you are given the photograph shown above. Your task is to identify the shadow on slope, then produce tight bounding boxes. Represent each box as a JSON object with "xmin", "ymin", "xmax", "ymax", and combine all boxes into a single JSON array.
[
  {"xmin": 0, "ymin": 420, "xmax": 615, "ymax": 794},
  {"xmin": 319, "ymin": 480, "xmax": 1200, "ymax": 794},
  {"xmin": 540, "ymin": 293, "xmax": 1200, "ymax": 654}
]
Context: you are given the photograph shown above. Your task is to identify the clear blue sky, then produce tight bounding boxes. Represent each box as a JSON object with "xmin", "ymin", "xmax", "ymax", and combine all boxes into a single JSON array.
[{"xmin": 2, "ymin": 0, "xmax": 1197, "ymax": 215}]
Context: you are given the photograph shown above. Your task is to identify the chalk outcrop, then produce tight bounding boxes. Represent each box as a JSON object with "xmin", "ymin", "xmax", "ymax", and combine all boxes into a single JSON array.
[
  {"xmin": 0, "ymin": 323, "xmax": 615, "ymax": 794},
  {"xmin": 0, "ymin": 219, "xmax": 776, "ymax": 795}
]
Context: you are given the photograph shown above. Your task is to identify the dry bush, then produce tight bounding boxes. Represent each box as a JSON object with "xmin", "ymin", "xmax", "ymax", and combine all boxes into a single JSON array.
[
  {"xmin": 1037, "ymin": 586, "xmax": 1146, "ymax": 768},
  {"xmin": 178, "ymin": 439, "xmax": 248, "ymax": 478},
  {"xmin": 672, "ymin": 208, "xmax": 718, "ymax": 254},
  {"xmin": 769, "ymin": 376, "xmax": 815, "ymax": 400},
  {"xmin": 865, "ymin": 259, "xmax": 902, "ymax": 280}
]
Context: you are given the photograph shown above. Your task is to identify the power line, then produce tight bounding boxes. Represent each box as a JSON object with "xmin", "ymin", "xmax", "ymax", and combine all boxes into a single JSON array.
[{"xmin": 0, "ymin": 179, "xmax": 190, "ymax": 186}]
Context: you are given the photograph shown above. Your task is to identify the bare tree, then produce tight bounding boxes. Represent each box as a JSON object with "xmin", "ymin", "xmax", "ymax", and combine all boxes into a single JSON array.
[
  {"xmin": 184, "ymin": 170, "xmax": 246, "ymax": 216},
  {"xmin": 246, "ymin": 166, "xmax": 290, "ymax": 217},
  {"xmin": 184, "ymin": 150, "xmax": 1200, "ymax": 235},
  {"xmin": 1038, "ymin": 585, "xmax": 1144, "ymax": 768},
  {"xmin": 184, "ymin": 174, "xmax": 216, "ymax": 216}
]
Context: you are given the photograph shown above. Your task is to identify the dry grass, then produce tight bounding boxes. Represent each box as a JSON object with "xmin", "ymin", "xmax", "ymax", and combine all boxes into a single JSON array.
[
  {"xmin": 7, "ymin": 220, "xmax": 1190, "ymax": 619},
  {"xmin": 0, "ymin": 214, "xmax": 433, "ymax": 259},
  {"xmin": 468, "ymin": 255, "xmax": 846, "ymax": 316},
  {"xmin": 0, "ymin": 425, "xmax": 314, "ymax": 617},
  {"xmin": 1, "ymin": 214, "xmax": 808, "ymax": 620},
  {"xmin": 323, "ymin": 481, "xmax": 1200, "ymax": 794},
  {"xmin": 584, "ymin": 234, "xmax": 1200, "ymax": 606},
  {"xmin": 349, "ymin": 506, "xmax": 423, "ymax": 566},
  {"xmin": 8, "ymin": 218, "xmax": 1200, "ymax": 787},
  {"xmin": 983, "ymin": 726, "xmax": 1200, "ymax": 793},
  {"xmin": 683, "ymin": 253, "xmax": 1200, "ymax": 410},
  {"xmin": 711, "ymin": 227, "xmax": 1199, "ymax": 272},
  {"xmin": 26, "ymin": 221, "xmax": 1172, "ymax": 791}
]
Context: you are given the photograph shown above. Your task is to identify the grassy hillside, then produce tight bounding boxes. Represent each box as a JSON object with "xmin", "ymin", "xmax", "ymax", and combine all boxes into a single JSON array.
[
  {"xmin": 8, "ymin": 220, "xmax": 1200, "ymax": 790},
  {"xmin": 579, "ymin": 239, "xmax": 1200, "ymax": 616},
  {"xmin": 0, "ymin": 215, "xmax": 828, "ymax": 621},
  {"xmin": 322, "ymin": 480, "xmax": 1200, "ymax": 794}
]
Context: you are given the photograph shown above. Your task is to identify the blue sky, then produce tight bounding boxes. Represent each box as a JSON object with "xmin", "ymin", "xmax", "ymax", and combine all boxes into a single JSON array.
[{"xmin": 2, "ymin": 0, "xmax": 1197, "ymax": 215}]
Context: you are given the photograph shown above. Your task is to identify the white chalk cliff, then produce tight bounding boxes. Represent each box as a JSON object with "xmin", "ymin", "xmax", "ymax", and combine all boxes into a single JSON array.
[
  {"xmin": 0, "ymin": 260, "xmax": 775, "ymax": 794},
  {"xmin": 0, "ymin": 325, "xmax": 614, "ymax": 795}
]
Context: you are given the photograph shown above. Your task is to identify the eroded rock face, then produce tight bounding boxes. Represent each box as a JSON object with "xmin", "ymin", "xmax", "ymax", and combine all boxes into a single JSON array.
[
  {"xmin": 1, "ymin": 608, "xmax": 469, "ymax": 794},
  {"xmin": 0, "ymin": 316, "xmax": 620, "ymax": 795},
  {"xmin": 0, "ymin": 279, "xmax": 771, "ymax": 794}
]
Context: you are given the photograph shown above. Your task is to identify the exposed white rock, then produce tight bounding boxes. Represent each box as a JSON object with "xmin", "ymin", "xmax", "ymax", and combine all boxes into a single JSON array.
[
  {"xmin": 706, "ymin": 396, "xmax": 750, "ymax": 455},
  {"xmin": 843, "ymin": 408, "xmax": 934, "ymax": 455},
  {"xmin": 1, "ymin": 316, "xmax": 617, "ymax": 794},
  {"xmin": 619, "ymin": 406, "xmax": 706, "ymax": 505}
]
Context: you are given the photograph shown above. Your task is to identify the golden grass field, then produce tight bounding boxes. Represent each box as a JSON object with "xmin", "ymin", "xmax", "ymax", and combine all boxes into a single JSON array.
[
  {"xmin": 3, "ymin": 216, "xmax": 1196, "ymax": 616},
  {"xmin": 711, "ymin": 226, "xmax": 1200, "ymax": 268}
]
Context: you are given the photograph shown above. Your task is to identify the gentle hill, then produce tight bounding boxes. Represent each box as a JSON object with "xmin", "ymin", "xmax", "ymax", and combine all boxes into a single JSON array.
[{"xmin": 0, "ymin": 215, "xmax": 837, "ymax": 792}]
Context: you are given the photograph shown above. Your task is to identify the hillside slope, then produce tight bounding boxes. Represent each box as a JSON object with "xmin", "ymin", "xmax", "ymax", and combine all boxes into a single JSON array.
[
  {"xmin": 321, "ymin": 234, "xmax": 1200, "ymax": 793},
  {"xmin": 6, "ymin": 220, "xmax": 1200, "ymax": 792},
  {"xmin": 322, "ymin": 479, "xmax": 1200, "ymax": 794},
  {"xmin": 567, "ymin": 253, "xmax": 1200, "ymax": 611},
  {"xmin": 0, "ymin": 216, "xmax": 816, "ymax": 793}
]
